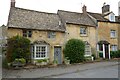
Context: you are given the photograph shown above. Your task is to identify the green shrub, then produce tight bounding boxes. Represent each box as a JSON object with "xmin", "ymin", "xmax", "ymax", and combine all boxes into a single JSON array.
[
  {"xmin": 43, "ymin": 59, "xmax": 48, "ymax": 62},
  {"xmin": 85, "ymin": 56, "xmax": 93, "ymax": 61},
  {"xmin": 53, "ymin": 59, "xmax": 58, "ymax": 64},
  {"xmin": 37, "ymin": 59, "xmax": 43, "ymax": 63},
  {"xmin": 6, "ymin": 35, "xmax": 31, "ymax": 63},
  {"xmin": 2, "ymin": 58, "xmax": 9, "ymax": 69},
  {"xmin": 110, "ymin": 50, "xmax": 120, "ymax": 58},
  {"xmin": 99, "ymin": 52, "xmax": 103, "ymax": 58},
  {"xmin": 63, "ymin": 39, "xmax": 85, "ymax": 63}
]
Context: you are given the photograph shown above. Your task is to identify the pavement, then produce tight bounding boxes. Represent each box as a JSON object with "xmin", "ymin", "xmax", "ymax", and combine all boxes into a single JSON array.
[{"xmin": 2, "ymin": 60, "xmax": 119, "ymax": 78}]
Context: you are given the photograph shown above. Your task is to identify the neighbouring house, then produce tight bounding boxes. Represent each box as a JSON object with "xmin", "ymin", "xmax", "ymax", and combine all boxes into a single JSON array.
[
  {"xmin": 7, "ymin": 0, "xmax": 66, "ymax": 64},
  {"xmin": 6, "ymin": 0, "xmax": 120, "ymax": 64},
  {"xmin": 57, "ymin": 9, "xmax": 97, "ymax": 57},
  {"xmin": 87, "ymin": 4, "xmax": 120, "ymax": 59},
  {"xmin": 0, "ymin": 25, "xmax": 7, "ymax": 55}
]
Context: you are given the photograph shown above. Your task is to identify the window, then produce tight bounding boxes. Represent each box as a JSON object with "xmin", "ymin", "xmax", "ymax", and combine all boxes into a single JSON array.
[
  {"xmin": 23, "ymin": 30, "xmax": 32, "ymax": 38},
  {"xmin": 80, "ymin": 27, "xmax": 87, "ymax": 35},
  {"xmin": 33, "ymin": 45, "xmax": 47, "ymax": 59},
  {"xmin": 110, "ymin": 30, "xmax": 116, "ymax": 38},
  {"xmin": 85, "ymin": 45, "xmax": 91, "ymax": 56},
  {"xmin": 111, "ymin": 45, "xmax": 117, "ymax": 51},
  {"xmin": 109, "ymin": 14, "xmax": 115, "ymax": 22},
  {"xmin": 84, "ymin": 41, "xmax": 91, "ymax": 56},
  {"xmin": 48, "ymin": 32, "xmax": 56, "ymax": 38}
]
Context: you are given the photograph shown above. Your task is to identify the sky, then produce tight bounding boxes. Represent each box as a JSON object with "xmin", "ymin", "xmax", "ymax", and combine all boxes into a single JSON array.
[{"xmin": 0, "ymin": 0, "xmax": 120, "ymax": 26}]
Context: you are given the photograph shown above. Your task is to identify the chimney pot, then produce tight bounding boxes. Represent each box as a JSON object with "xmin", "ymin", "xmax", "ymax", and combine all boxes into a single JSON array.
[
  {"xmin": 82, "ymin": 5, "xmax": 87, "ymax": 14},
  {"xmin": 102, "ymin": 4, "xmax": 110, "ymax": 14},
  {"xmin": 11, "ymin": 0, "xmax": 15, "ymax": 7}
]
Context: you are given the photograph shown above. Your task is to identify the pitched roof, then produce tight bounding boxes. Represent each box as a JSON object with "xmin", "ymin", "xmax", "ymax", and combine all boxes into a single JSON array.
[
  {"xmin": 7, "ymin": 7, "xmax": 65, "ymax": 32},
  {"xmin": 57, "ymin": 10, "xmax": 96, "ymax": 27},
  {"xmin": 115, "ymin": 16, "xmax": 120, "ymax": 23},
  {"xmin": 87, "ymin": 12, "xmax": 109, "ymax": 21}
]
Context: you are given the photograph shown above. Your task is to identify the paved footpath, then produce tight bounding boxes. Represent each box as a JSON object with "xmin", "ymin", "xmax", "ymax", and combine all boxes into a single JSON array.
[{"xmin": 2, "ymin": 61, "xmax": 119, "ymax": 78}]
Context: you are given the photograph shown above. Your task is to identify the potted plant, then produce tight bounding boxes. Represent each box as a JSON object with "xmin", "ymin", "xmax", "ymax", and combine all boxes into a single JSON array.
[
  {"xmin": 36, "ymin": 59, "xmax": 43, "ymax": 66},
  {"xmin": 12, "ymin": 58, "xmax": 26, "ymax": 68},
  {"xmin": 53, "ymin": 59, "xmax": 58, "ymax": 66},
  {"xmin": 64, "ymin": 57, "xmax": 70, "ymax": 65}
]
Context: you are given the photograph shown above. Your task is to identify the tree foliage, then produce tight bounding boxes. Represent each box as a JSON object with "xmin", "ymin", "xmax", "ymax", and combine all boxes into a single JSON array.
[
  {"xmin": 6, "ymin": 35, "xmax": 31, "ymax": 63},
  {"xmin": 64, "ymin": 39, "xmax": 85, "ymax": 63}
]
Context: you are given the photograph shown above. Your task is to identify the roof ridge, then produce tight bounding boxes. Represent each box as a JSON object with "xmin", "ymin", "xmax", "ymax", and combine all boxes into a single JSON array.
[
  {"xmin": 58, "ymin": 10, "xmax": 82, "ymax": 14},
  {"xmin": 12, "ymin": 7, "xmax": 57, "ymax": 15}
]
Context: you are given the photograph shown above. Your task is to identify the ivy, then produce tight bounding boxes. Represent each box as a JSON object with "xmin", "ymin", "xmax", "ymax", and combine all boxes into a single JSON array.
[{"xmin": 6, "ymin": 35, "xmax": 31, "ymax": 63}]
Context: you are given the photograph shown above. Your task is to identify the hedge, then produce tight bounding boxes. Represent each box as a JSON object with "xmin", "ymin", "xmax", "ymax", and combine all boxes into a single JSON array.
[{"xmin": 63, "ymin": 39, "xmax": 85, "ymax": 63}]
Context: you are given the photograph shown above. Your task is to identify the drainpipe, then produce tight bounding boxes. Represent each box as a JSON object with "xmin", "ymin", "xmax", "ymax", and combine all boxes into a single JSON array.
[{"xmin": 96, "ymin": 21, "xmax": 99, "ymax": 58}]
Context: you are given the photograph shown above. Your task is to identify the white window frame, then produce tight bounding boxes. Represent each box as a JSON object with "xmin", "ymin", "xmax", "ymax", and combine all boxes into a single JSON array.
[
  {"xmin": 23, "ymin": 30, "xmax": 32, "ymax": 38},
  {"xmin": 110, "ymin": 30, "xmax": 116, "ymax": 38},
  {"xmin": 80, "ymin": 27, "xmax": 87, "ymax": 36},
  {"xmin": 33, "ymin": 45, "xmax": 48, "ymax": 59},
  {"xmin": 109, "ymin": 13, "xmax": 115, "ymax": 22},
  {"xmin": 84, "ymin": 44, "xmax": 91, "ymax": 56},
  {"xmin": 111, "ymin": 45, "xmax": 118, "ymax": 51}
]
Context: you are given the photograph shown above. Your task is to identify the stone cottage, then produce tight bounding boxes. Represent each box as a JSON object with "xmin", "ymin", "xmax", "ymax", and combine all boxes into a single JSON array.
[{"xmin": 6, "ymin": 0, "xmax": 120, "ymax": 64}]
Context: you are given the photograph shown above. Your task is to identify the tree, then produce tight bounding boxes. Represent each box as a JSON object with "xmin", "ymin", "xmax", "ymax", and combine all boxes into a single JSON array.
[
  {"xmin": 6, "ymin": 35, "xmax": 31, "ymax": 63},
  {"xmin": 64, "ymin": 39, "xmax": 85, "ymax": 63}
]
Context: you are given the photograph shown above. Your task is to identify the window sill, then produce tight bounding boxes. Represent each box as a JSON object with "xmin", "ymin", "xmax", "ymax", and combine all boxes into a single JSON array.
[
  {"xmin": 80, "ymin": 34, "xmax": 88, "ymax": 37},
  {"xmin": 33, "ymin": 57, "xmax": 49, "ymax": 60},
  {"xmin": 110, "ymin": 37, "xmax": 117, "ymax": 39}
]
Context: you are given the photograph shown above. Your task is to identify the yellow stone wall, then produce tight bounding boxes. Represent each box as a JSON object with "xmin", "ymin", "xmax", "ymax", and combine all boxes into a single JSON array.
[
  {"xmin": 118, "ymin": 24, "xmax": 120, "ymax": 50},
  {"xmin": 7, "ymin": 28, "xmax": 65, "ymax": 63},
  {"xmin": 65, "ymin": 24, "xmax": 97, "ymax": 54},
  {"xmin": 98, "ymin": 22, "xmax": 120, "ymax": 50}
]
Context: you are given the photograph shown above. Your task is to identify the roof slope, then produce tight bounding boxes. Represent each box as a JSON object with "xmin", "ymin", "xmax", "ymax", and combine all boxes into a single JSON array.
[
  {"xmin": 115, "ymin": 16, "xmax": 120, "ymax": 23},
  {"xmin": 88, "ymin": 12, "xmax": 109, "ymax": 21},
  {"xmin": 7, "ymin": 7, "xmax": 65, "ymax": 32},
  {"xmin": 58, "ymin": 10, "xmax": 96, "ymax": 27}
]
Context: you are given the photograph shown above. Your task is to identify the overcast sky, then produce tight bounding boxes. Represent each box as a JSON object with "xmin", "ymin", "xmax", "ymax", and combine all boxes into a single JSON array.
[{"xmin": 0, "ymin": 0, "xmax": 120, "ymax": 26}]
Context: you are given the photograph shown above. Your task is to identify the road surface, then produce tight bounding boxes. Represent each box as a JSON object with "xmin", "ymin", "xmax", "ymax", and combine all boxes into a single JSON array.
[{"xmin": 2, "ymin": 60, "xmax": 119, "ymax": 78}]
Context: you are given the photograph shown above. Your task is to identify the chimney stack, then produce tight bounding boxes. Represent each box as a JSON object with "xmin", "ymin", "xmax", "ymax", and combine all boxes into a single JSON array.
[
  {"xmin": 82, "ymin": 5, "xmax": 87, "ymax": 14},
  {"xmin": 102, "ymin": 3, "xmax": 110, "ymax": 14},
  {"xmin": 11, "ymin": 0, "xmax": 16, "ymax": 7}
]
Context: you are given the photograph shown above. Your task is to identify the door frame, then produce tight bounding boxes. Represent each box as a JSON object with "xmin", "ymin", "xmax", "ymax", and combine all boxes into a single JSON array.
[
  {"xmin": 54, "ymin": 46, "xmax": 62, "ymax": 64},
  {"xmin": 97, "ymin": 40, "xmax": 110, "ymax": 59}
]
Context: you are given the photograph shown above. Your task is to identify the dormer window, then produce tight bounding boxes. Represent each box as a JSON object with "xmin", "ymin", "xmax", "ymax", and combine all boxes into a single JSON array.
[{"xmin": 109, "ymin": 13, "xmax": 115, "ymax": 22}]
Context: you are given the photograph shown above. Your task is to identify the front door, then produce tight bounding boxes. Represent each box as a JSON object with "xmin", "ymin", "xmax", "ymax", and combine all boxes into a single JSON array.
[
  {"xmin": 54, "ymin": 46, "xmax": 62, "ymax": 64},
  {"xmin": 105, "ymin": 44, "xmax": 109, "ymax": 59}
]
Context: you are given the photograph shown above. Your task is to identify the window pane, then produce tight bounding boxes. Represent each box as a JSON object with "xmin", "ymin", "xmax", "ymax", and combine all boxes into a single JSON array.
[
  {"xmin": 23, "ymin": 30, "xmax": 27, "ymax": 37},
  {"xmin": 111, "ymin": 45, "xmax": 117, "ymax": 51},
  {"xmin": 28, "ymin": 30, "xmax": 32, "ymax": 37},
  {"xmin": 35, "ymin": 46, "xmax": 47, "ymax": 58},
  {"xmin": 48, "ymin": 32, "xmax": 56, "ymax": 38},
  {"xmin": 80, "ymin": 27, "xmax": 87, "ymax": 35},
  {"xmin": 110, "ymin": 30, "xmax": 116, "ymax": 38}
]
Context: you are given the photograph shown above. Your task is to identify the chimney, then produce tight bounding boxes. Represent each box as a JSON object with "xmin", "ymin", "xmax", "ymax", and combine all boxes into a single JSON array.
[
  {"xmin": 11, "ymin": 0, "xmax": 16, "ymax": 7},
  {"xmin": 82, "ymin": 5, "xmax": 87, "ymax": 14},
  {"xmin": 102, "ymin": 3, "xmax": 110, "ymax": 14}
]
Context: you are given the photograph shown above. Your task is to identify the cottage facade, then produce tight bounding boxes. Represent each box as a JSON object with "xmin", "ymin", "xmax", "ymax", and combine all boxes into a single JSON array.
[{"xmin": 6, "ymin": 0, "xmax": 120, "ymax": 64}]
